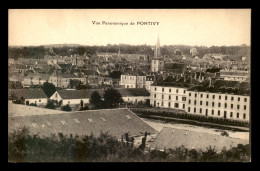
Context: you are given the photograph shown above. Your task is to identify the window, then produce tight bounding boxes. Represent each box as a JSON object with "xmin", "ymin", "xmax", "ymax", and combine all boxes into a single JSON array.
[
  {"xmin": 176, "ymin": 89, "xmax": 179, "ymax": 93},
  {"xmin": 231, "ymin": 104, "xmax": 233, "ymax": 109},
  {"xmin": 161, "ymin": 102, "xmax": 164, "ymax": 106},
  {"xmin": 206, "ymin": 101, "xmax": 208, "ymax": 106},
  {"xmin": 244, "ymin": 98, "xmax": 247, "ymax": 102},
  {"xmin": 206, "ymin": 94, "xmax": 209, "ymax": 98},
  {"xmin": 126, "ymin": 115, "xmax": 132, "ymax": 119},
  {"xmin": 154, "ymin": 87, "xmax": 156, "ymax": 91},
  {"xmin": 244, "ymin": 105, "xmax": 246, "ymax": 110},
  {"xmin": 212, "ymin": 110, "xmax": 214, "ymax": 115},
  {"xmin": 74, "ymin": 119, "xmax": 80, "ymax": 123},
  {"xmin": 212, "ymin": 95, "xmax": 215, "ymax": 99},
  {"xmin": 169, "ymin": 89, "xmax": 171, "ymax": 92},
  {"xmin": 194, "ymin": 108, "xmax": 196, "ymax": 113},
  {"xmin": 183, "ymin": 90, "xmax": 186, "ymax": 94},
  {"xmin": 230, "ymin": 112, "xmax": 233, "ymax": 118},
  {"xmin": 39, "ymin": 100, "xmax": 41, "ymax": 102},
  {"xmin": 200, "ymin": 101, "xmax": 202, "ymax": 105},
  {"xmin": 174, "ymin": 103, "xmax": 179, "ymax": 108},
  {"xmin": 182, "ymin": 97, "xmax": 186, "ymax": 101},
  {"xmin": 188, "ymin": 100, "xmax": 191, "ymax": 104},
  {"xmin": 225, "ymin": 96, "xmax": 227, "ymax": 100},
  {"xmin": 195, "ymin": 93, "xmax": 197, "ymax": 97},
  {"xmin": 200, "ymin": 108, "xmax": 202, "ymax": 113},
  {"xmin": 189, "ymin": 93, "xmax": 191, "ymax": 96},
  {"xmin": 183, "ymin": 104, "xmax": 185, "ymax": 109},
  {"xmin": 176, "ymin": 96, "xmax": 178, "ymax": 100},
  {"xmin": 218, "ymin": 103, "xmax": 221, "ymax": 107},
  {"xmin": 188, "ymin": 107, "xmax": 190, "ymax": 112},
  {"xmin": 162, "ymin": 88, "xmax": 164, "ymax": 92},
  {"xmin": 162, "ymin": 95, "xmax": 164, "ymax": 99},
  {"xmin": 219, "ymin": 96, "xmax": 221, "ymax": 100},
  {"xmin": 154, "ymin": 94, "xmax": 156, "ymax": 98},
  {"xmin": 61, "ymin": 120, "xmax": 67, "ymax": 125},
  {"xmin": 237, "ymin": 113, "xmax": 239, "ymax": 118},
  {"xmin": 218, "ymin": 110, "xmax": 220, "ymax": 116},
  {"xmin": 237, "ymin": 105, "xmax": 240, "ymax": 109},
  {"xmin": 243, "ymin": 114, "xmax": 246, "ymax": 119},
  {"xmin": 212, "ymin": 102, "xmax": 214, "ymax": 107},
  {"xmin": 169, "ymin": 95, "xmax": 171, "ymax": 100},
  {"xmin": 201, "ymin": 94, "xmax": 203, "ymax": 98},
  {"xmin": 55, "ymin": 93, "xmax": 57, "ymax": 98},
  {"xmin": 168, "ymin": 102, "xmax": 171, "ymax": 107},
  {"xmin": 88, "ymin": 118, "xmax": 95, "ymax": 123},
  {"xmin": 224, "ymin": 103, "xmax": 227, "ymax": 108},
  {"xmin": 231, "ymin": 97, "xmax": 234, "ymax": 101},
  {"xmin": 238, "ymin": 97, "xmax": 240, "ymax": 101},
  {"xmin": 194, "ymin": 100, "xmax": 196, "ymax": 105},
  {"xmin": 68, "ymin": 101, "xmax": 70, "ymax": 104}
]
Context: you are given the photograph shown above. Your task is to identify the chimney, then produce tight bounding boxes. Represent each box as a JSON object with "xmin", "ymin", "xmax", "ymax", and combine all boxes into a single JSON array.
[
  {"xmin": 190, "ymin": 75, "xmax": 193, "ymax": 85},
  {"xmin": 209, "ymin": 77, "xmax": 212, "ymax": 86},
  {"xmin": 195, "ymin": 72, "xmax": 197, "ymax": 79},
  {"xmin": 184, "ymin": 75, "xmax": 187, "ymax": 82}
]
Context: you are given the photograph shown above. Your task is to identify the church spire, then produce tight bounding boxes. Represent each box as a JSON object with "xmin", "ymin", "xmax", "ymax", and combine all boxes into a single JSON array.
[{"xmin": 154, "ymin": 35, "xmax": 161, "ymax": 58}]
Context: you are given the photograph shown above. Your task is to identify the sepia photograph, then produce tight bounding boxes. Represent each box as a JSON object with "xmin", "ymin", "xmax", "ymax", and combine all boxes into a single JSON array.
[{"xmin": 8, "ymin": 9, "xmax": 251, "ymax": 162}]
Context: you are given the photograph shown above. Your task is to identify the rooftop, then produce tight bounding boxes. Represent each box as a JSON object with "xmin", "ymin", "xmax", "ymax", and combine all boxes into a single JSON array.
[
  {"xmin": 9, "ymin": 88, "xmax": 48, "ymax": 99},
  {"xmin": 8, "ymin": 108, "xmax": 157, "ymax": 139},
  {"xmin": 150, "ymin": 127, "xmax": 249, "ymax": 152}
]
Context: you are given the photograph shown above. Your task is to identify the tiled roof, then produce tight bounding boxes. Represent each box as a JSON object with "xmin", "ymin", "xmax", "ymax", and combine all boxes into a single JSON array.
[
  {"xmin": 118, "ymin": 88, "xmax": 150, "ymax": 97},
  {"xmin": 188, "ymin": 79, "xmax": 250, "ymax": 96},
  {"xmin": 153, "ymin": 76, "xmax": 200, "ymax": 88},
  {"xmin": 60, "ymin": 73, "xmax": 78, "ymax": 78},
  {"xmin": 8, "ymin": 109, "xmax": 157, "ymax": 139},
  {"xmin": 24, "ymin": 73, "xmax": 50, "ymax": 80},
  {"xmin": 9, "ymin": 88, "xmax": 48, "ymax": 99},
  {"xmin": 150, "ymin": 127, "xmax": 249, "ymax": 152},
  {"xmin": 56, "ymin": 90, "xmax": 89, "ymax": 99}
]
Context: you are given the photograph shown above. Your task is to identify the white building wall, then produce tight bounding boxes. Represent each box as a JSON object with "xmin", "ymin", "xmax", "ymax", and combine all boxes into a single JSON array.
[
  {"xmin": 25, "ymin": 98, "xmax": 48, "ymax": 106},
  {"xmin": 150, "ymin": 85, "xmax": 187, "ymax": 110},
  {"xmin": 186, "ymin": 91, "xmax": 250, "ymax": 122},
  {"xmin": 122, "ymin": 96, "xmax": 149, "ymax": 104}
]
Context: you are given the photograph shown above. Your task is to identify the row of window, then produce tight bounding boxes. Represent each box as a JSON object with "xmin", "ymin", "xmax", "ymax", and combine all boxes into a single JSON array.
[
  {"xmin": 156, "ymin": 101, "xmax": 185, "ymax": 109},
  {"xmin": 188, "ymin": 100, "xmax": 247, "ymax": 110},
  {"xmin": 154, "ymin": 87, "xmax": 186, "ymax": 94},
  {"xmin": 153, "ymin": 94, "xmax": 186, "ymax": 101},
  {"xmin": 187, "ymin": 107, "xmax": 247, "ymax": 119},
  {"xmin": 188, "ymin": 93, "xmax": 248, "ymax": 102}
]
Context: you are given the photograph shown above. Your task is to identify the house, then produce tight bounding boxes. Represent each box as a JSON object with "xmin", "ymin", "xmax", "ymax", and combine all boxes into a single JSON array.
[
  {"xmin": 8, "ymin": 108, "xmax": 157, "ymax": 139},
  {"xmin": 150, "ymin": 127, "xmax": 248, "ymax": 152},
  {"xmin": 22, "ymin": 73, "xmax": 50, "ymax": 87},
  {"xmin": 118, "ymin": 88, "xmax": 150, "ymax": 104},
  {"xmin": 50, "ymin": 89, "xmax": 89, "ymax": 106},
  {"xmin": 120, "ymin": 71, "xmax": 146, "ymax": 88},
  {"xmin": 8, "ymin": 88, "xmax": 48, "ymax": 106}
]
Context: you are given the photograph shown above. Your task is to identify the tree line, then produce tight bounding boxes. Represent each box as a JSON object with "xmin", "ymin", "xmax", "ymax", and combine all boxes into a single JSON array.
[
  {"xmin": 8, "ymin": 44, "xmax": 250, "ymax": 61},
  {"xmin": 8, "ymin": 127, "xmax": 250, "ymax": 162}
]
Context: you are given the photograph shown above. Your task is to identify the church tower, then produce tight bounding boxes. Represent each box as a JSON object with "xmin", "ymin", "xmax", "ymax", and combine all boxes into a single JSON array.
[{"xmin": 151, "ymin": 36, "xmax": 164, "ymax": 72}]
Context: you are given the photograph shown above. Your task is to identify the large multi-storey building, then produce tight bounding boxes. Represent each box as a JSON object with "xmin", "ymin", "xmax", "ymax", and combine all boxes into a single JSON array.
[
  {"xmin": 150, "ymin": 75, "xmax": 200, "ymax": 109},
  {"xmin": 186, "ymin": 78, "xmax": 250, "ymax": 122},
  {"xmin": 120, "ymin": 71, "xmax": 146, "ymax": 88}
]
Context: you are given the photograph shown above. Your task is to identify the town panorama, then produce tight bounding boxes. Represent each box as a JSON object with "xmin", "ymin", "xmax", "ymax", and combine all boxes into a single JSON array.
[{"xmin": 8, "ymin": 37, "xmax": 250, "ymax": 162}]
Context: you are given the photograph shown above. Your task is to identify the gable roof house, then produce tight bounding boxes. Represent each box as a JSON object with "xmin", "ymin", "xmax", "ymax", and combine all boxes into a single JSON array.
[
  {"xmin": 22, "ymin": 73, "xmax": 50, "ymax": 87},
  {"xmin": 8, "ymin": 88, "xmax": 48, "ymax": 106},
  {"xmin": 50, "ymin": 89, "xmax": 90, "ymax": 107}
]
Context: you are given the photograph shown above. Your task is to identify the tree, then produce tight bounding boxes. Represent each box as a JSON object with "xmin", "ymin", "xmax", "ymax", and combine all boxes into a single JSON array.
[
  {"xmin": 45, "ymin": 100, "xmax": 56, "ymax": 109},
  {"xmin": 103, "ymin": 88, "xmax": 123, "ymax": 108},
  {"xmin": 42, "ymin": 82, "xmax": 56, "ymax": 98},
  {"xmin": 10, "ymin": 93, "xmax": 18, "ymax": 102},
  {"xmin": 61, "ymin": 104, "xmax": 72, "ymax": 111},
  {"xmin": 90, "ymin": 91, "xmax": 102, "ymax": 109}
]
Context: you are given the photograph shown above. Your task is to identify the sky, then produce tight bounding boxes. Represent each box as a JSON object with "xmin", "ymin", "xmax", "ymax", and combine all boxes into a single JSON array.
[{"xmin": 8, "ymin": 9, "xmax": 251, "ymax": 47}]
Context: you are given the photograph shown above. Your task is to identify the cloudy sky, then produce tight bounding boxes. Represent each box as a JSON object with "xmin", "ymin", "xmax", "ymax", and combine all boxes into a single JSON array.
[{"xmin": 8, "ymin": 9, "xmax": 251, "ymax": 47}]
